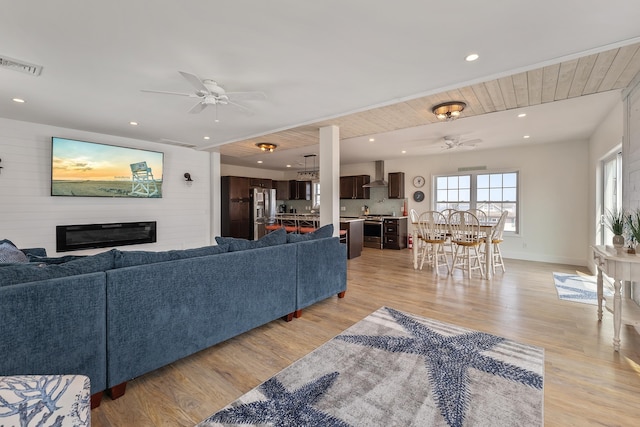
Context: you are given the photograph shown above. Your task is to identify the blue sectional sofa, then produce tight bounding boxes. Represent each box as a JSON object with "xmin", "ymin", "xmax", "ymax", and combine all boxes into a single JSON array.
[{"xmin": 0, "ymin": 228, "xmax": 347, "ymax": 407}]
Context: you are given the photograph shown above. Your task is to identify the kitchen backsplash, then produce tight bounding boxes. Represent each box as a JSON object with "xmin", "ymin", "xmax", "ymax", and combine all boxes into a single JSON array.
[{"xmin": 279, "ymin": 187, "xmax": 407, "ymax": 217}]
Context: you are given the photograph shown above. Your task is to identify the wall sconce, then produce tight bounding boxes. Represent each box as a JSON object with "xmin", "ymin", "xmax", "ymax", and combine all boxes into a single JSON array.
[{"xmin": 184, "ymin": 172, "xmax": 193, "ymax": 186}]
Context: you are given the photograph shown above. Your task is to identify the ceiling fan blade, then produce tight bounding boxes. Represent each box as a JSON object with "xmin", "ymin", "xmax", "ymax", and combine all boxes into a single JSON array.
[
  {"xmin": 227, "ymin": 91, "xmax": 267, "ymax": 101},
  {"xmin": 462, "ymin": 138, "xmax": 483, "ymax": 146},
  {"xmin": 141, "ymin": 89, "xmax": 196, "ymax": 97},
  {"xmin": 227, "ymin": 100, "xmax": 254, "ymax": 115},
  {"xmin": 179, "ymin": 71, "xmax": 210, "ymax": 94},
  {"xmin": 188, "ymin": 101, "xmax": 208, "ymax": 114}
]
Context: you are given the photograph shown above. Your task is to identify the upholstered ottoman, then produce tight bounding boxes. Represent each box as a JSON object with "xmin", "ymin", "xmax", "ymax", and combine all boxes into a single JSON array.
[{"xmin": 0, "ymin": 375, "xmax": 90, "ymax": 426}]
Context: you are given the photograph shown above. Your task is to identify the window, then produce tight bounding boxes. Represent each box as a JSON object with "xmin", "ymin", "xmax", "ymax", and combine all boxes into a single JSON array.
[
  {"xmin": 435, "ymin": 171, "xmax": 519, "ymax": 233},
  {"xmin": 312, "ymin": 182, "xmax": 320, "ymax": 209},
  {"xmin": 601, "ymin": 151, "xmax": 622, "ymax": 245}
]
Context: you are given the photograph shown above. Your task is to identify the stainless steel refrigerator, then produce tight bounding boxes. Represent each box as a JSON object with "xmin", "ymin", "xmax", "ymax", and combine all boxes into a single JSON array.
[{"xmin": 251, "ymin": 188, "xmax": 276, "ymax": 240}]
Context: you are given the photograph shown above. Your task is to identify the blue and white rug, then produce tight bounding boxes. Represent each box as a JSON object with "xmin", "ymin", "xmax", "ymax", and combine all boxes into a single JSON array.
[
  {"xmin": 553, "ymin": 272, "xmax": 612, "ymax": 305},
  {"xmin": 197, "ymin": 307, "xmax": 544, "ymax": 427}
]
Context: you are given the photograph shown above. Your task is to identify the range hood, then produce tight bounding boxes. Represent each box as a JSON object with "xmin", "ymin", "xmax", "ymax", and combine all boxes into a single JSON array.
[{"xmin": 363, "ymin": 160, "xmax": 387, "ymax": 187}]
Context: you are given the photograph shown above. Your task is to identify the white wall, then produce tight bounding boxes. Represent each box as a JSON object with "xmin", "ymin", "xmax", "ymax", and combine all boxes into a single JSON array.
[
  {"xmin": 588, "ymin": 100, "xmax": 624, "ymax": 272},
  {"xmin": 343, "ymin": 139, "xmax": 591, "ymax": 265},
  {"xmin": 0, "ymin": 118, "xmax": 211, "ymax": 255}
]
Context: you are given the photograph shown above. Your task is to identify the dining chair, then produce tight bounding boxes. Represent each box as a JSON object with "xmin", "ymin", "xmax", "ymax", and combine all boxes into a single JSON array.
[
  {"xmin": 488, "ymin": 210, "xmax": 509, "ymax": 274},
  {"xmin": 448, "ymin": 210, "xmax": 484, "ymax": 278},
  {"xmin": 439, "ymin": 208, "xmax": 457, "ymax": 258},
  {"xmin": 466, "ymin": 209, "xmax": 488, "ymax": 224},
  {"xmin": 416, "ymin": 211, "xmax": 450, "ymax": 275},
  {"xmin": 440, "ymin": 208, "xmax": 457, "ymax": 223}
]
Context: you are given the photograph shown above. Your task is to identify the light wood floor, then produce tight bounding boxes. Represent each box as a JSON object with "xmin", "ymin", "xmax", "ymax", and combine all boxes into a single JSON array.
[{"xmin": 91, "ymin": 248, "xmax": 640, "ymax": 426}]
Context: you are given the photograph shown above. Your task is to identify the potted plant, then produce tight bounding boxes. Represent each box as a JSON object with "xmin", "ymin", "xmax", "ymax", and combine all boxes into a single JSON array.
[
  {"xmin": 606, "ymin": 208, "xmax": 625, "ymax": 252},
  {"xmin": 626, "ymin": 210, "xmax": 640, "ymax": 254}
]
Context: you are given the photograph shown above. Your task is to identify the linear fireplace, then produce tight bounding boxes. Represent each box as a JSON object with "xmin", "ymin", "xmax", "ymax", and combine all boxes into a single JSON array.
[{"xmin": 56, "ymin": 221, "xmax": 157, "ymax": 252}]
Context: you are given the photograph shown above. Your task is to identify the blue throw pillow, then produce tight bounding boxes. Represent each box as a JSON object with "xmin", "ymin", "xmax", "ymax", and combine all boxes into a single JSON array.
[
  {"xmin": 286, "ymin": 224, "xmax": 334, "ymax": 243},
  {"xmin": 215, "ymin": 227, "xmax": 287, "ymax": 252},
  {"xmin": 114, "ymin": 244, "xmax": 230, "ymax": 268},
  {"xmin": 0, "ymin": 240, "xmax": 29, "ymax": 264},
  {"xmin": 0, "ymin": 249, "xmax": 116, "ymax": 287}
]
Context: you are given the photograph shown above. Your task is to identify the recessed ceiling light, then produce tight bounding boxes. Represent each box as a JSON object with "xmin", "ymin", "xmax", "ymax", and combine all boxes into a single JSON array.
[
  {"xmin": 401, "ymin": 150, "xmax": 407, "ymax": 154},
  {"xmin": 523, "ymin": 135, "xmax": 530, "ymax": 139},
  {"xmin": 203, "ymin": 136, "xmax": 210, "ymax": 140},
  {"xmin": 129, "ymin": 121, "xmax": 138, "ymax": 126},
  {"xmin": 518, "ymin": 113, "xmax": 527, "ymax": 118},
  {"xmin": 257, "ymin": 160, "xmax": 263, "ymax": 164},
  {"xmin": 12, "ymin": 98, "xmax": 25, "ymax": 103},
  {"xmin": 286, "ymin": 164, "xmax": 291, "ymax": 168},
  {"xmin": 369, "ymin": 138, "xmax": 375, "ymax": 142},
  {"xmin": 465, "ymin": 53, "xmax": 479, "ymax": 62}
]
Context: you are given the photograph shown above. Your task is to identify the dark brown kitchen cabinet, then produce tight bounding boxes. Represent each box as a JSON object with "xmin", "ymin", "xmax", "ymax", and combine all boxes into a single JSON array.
[
  {"xmin": 221, "ymin": 176, "xmax": 251, "ymax": 239},
  {"xmin": 249, "ymin": 178, "xmax": 272, "ymax": 188},
  {"xmin": 387, "ymin": 172, "xmax": 405, "ymax": 199},
  {"xmin": 274, "ymin": 180, "xmax": 290, "ymax": 200},
  {"xmin": 225, "ymin": 176, "xmax": 250, "ymax": 200},
  {"xmin": 288, "ymin": 180, "xmax": 311, "ymax": 200},
  {"xmin": 383, "ymin": 217, "xmax": 407, "ymax": 250},
  {"xmin": 340, "ymin": 175, "xmax": 370, "ymax": 199}
]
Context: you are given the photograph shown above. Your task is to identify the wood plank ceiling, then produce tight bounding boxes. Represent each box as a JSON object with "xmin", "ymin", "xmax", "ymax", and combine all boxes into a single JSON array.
[{"xmin": 219, "ymin": 43, "xmax": 640, "ymax": 158}]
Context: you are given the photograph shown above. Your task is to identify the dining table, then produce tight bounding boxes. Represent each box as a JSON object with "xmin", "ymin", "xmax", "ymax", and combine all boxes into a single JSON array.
[{"xmin": 410, "ymin": 220, "xmax": 497, "ymax": 279}]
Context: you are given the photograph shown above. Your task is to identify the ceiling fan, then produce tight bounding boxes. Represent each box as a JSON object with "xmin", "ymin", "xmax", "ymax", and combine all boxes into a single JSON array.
[
  {"xmin": 441, "ymin": 135, "xmax": 482, "ymax": 150},
  {"xmin": 141, "ymin": 71, "xmax": 266, "ymax": 115}
]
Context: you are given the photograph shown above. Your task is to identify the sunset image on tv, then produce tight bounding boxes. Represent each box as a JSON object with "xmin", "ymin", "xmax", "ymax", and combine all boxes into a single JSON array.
[{"xmin": 51, "ymin": 137, "xmax": 164, "ymax": 197}]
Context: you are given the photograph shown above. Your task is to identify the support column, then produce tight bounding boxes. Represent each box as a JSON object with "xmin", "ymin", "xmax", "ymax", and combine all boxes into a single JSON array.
[
  {"xmin": 319, "ymin": 125, "xmax": 340, "ymax": 236},
  {"xmin": 210, "ymin": 151, "xmax": 222, "ymax": 241}
]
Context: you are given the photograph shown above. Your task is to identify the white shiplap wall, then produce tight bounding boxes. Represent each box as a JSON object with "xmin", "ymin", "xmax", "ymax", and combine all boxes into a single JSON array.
[{"xmin": 0, "ymin": 118, "xmax": 212, "ymax": 255}]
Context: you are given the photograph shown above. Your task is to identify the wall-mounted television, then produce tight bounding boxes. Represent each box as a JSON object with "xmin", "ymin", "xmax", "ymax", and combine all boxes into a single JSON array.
[{"xmin": 51, "ymin": 137, "xmax": 164, "ymax": 198}]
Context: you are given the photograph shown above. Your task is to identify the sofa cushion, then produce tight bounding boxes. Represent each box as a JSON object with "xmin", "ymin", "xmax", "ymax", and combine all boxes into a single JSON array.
[
  {"xmin": 286, "ymin": 224, "xmax": 334, "ymax": 243},
  {"xmin": 27, "ymin": 254, "xmax": 87, "ymax": 264},
  {"xmin": 114, "ymin": 244, "xmax": 230, "ymax": 268},
  {"xmin": 21, "ymin": 247, "xmax": 47, "ymax": 258},
  {"xmin": 215, "ymin": 227, "xmax": 287, "ymax": 252},
  {"xmin": 0, "ymin": 249, "xmax": 116, "ymax": 286},
  {"xmin": 0, "ymin": 239, "xmax": 29, "ymax": 263}
]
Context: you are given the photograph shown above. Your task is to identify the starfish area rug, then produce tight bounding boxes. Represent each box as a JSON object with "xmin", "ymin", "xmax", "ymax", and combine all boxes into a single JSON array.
[
  {"xmin": 196, "ymin": 307, "xmax": 544, "ymax": 427},
  {"xmin": 553, "ymin": 272, "xmax": 612, "ymax": 305}
]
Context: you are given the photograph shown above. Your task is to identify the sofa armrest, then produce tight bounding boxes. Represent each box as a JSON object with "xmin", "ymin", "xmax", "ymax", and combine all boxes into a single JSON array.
[
  {"xmin": 0, "ymin": 273, "xmax": 107, "ymax": 395},
  {"xmin": 295, "ymin": 237, "xmax": 347, "ymax": 311}
]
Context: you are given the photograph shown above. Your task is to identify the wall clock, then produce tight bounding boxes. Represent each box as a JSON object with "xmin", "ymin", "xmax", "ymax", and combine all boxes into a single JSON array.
[
  {"xmin": 413, "ymin": 175, "xmax": 425, "ymax": 188},
  {"xmin": 413, "ymin": 190, "xmax": 425, "ymax": 202}
]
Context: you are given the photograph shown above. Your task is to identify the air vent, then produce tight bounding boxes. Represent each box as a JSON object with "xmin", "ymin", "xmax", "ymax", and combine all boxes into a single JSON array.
[
  {"xmin": 0, "ymin": 55, "xmax": 43, "ymax": 76},
  {"xmin": 458, "ymin": 166, "xmax": 487, "ymax": 172},
  {"xmin": 158, "ymin": 138, "xmax": 197, "ymax": 148}
]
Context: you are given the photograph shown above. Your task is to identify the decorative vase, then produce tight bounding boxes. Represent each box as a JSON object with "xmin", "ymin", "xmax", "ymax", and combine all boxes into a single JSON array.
[{"xmin": 613, "ymin": 234, "xmax": 624, "ymax": 254}]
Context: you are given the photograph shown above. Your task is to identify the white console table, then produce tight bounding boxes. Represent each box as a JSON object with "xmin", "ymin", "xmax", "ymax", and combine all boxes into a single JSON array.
[{"xmin": 592, "ymin": 245, "xmax": 640, "ymax": 351}]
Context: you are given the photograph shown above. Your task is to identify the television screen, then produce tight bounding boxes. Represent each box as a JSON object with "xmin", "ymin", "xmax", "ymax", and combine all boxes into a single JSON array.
[{"xmin": 51, "ymin": 137, "xmax": 164, "ymax": 198}]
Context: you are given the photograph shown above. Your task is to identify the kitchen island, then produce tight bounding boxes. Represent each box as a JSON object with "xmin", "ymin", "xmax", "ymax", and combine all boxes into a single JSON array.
[
  {"xmin": 340, "ymin": 218, "xmax": 364, "ymax": 259},
  {"xmin": 272, "ymin": 214, "xmax": 364, "ymax": 259}
]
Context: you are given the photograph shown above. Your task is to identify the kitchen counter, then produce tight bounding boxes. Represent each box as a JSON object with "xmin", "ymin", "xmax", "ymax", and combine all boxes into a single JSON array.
[{"xmin": 340, "ymin": 217, "xmax": 365, "ymax": 223}]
